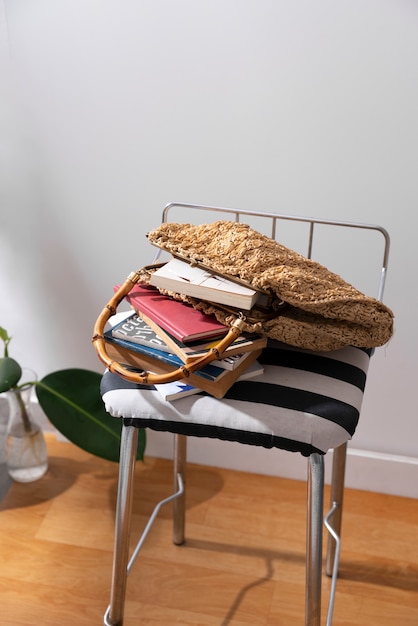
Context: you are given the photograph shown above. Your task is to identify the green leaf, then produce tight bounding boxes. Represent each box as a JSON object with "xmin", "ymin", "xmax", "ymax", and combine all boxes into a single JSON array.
[
  {"xmin": 35, "ymin": 369, "xmax": 145, "ymax": 463},
  {"xmin": 0, "ymin": 357, "xmax": 22, "ymax": 392},
  {"xmin": 0, "ymin": 326, "xmax": 12, "ymax": 357}
]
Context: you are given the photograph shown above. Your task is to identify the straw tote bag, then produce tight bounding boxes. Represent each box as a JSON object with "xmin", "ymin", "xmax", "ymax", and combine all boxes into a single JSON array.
[{"xmin": 93, "ymin": 220, "xmax": 394, "ymax": 385}]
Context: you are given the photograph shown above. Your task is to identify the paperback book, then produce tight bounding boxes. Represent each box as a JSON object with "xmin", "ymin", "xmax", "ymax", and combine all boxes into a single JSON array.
[
  {"xmin": 149, "ymin": 257, "xmax": 264, "ymax": 310},
  {"xmin": 111, "ymin": 312, "xmax": 172, "ymax": 354},
  {"xmin": 154, "ymin": 360, "xmax": 264, "ymax": 402},
  {"xmin": 154, "ymin": 381, "xmax": 202, "ymax": 401}
]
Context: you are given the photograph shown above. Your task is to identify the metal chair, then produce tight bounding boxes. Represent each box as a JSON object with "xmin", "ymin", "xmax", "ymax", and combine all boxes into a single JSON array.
[{"xmin": 98, "ymin": 202, "xmax": 390, "ymax": 626}]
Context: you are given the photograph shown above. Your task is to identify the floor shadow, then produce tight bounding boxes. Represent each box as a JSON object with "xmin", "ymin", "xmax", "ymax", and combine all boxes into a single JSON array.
[
  {"xmin": 107, "ymin": 461, "xmax": 225, "ymax": 517},
  {"xmin": 0, "ymin": 455, "xmax": 101, "ymax": 511},
  {"xmin": 181, "ymin": 537, "xmax": 304, "ymax": 626},
  {"xmin": 178, "ymin": 537, "xmax": 418, "ymax": 625},
  {"xmin": 338, "ymin": 558, "xmax": 418, "ymax": 593}
]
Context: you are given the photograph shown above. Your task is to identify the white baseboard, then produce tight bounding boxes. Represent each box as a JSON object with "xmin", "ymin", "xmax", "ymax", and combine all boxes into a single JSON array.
[
  {"xmin": 146, "ymin": 430, "xmax": 418, "ymax": 499},
  {"xmin": 342, "ymin": 448, "xmax": 418, "ymax": 499}
]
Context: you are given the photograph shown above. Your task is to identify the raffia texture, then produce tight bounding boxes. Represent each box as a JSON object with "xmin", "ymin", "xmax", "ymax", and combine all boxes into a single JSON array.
[{"xmin": 143, "ymin": 221, "xmax": 394, "ymax": 351}]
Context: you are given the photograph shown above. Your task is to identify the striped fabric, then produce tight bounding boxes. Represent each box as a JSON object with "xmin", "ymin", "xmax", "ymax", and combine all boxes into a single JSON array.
[{"xmin": 100, "ymin": 341, "xmax": 371, "ymax": 457}]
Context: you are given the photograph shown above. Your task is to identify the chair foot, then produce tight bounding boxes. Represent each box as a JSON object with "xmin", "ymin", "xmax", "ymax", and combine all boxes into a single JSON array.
[{"xmin": 104, "ymin": 604, "xmax": 120, "ymax": 626}]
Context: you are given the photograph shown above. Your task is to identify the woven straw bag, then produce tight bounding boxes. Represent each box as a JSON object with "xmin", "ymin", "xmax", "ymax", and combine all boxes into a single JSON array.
[
  {"xmin": 144, "ymin": 220, "xmax": 394, "ymax": 352},
  {"xmin": 93, "ymin": 220, "xmax": 394, "ymax": 385}
]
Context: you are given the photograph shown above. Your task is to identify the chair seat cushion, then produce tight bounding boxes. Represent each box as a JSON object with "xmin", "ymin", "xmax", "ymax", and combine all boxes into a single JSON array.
[{"xmin": 100, "ymin": 341, "xmax": 371, "ymax": 457}]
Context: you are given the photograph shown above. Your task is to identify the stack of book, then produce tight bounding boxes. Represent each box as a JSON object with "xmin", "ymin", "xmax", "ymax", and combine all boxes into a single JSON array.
[{"xmin": 105, "ymin": 278, "xmax": 267, "ymax": 400}]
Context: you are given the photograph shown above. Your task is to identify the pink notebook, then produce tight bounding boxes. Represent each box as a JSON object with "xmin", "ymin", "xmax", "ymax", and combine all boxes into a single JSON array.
[{"xmin": 115, "ymin": 284, "xmax": 228, "ymax": 343}]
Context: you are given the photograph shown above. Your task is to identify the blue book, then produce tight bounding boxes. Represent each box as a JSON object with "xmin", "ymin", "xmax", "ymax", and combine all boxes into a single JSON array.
[{"xmin": 104, "ymin": 329, "xmax": 231, "ymax": 382}]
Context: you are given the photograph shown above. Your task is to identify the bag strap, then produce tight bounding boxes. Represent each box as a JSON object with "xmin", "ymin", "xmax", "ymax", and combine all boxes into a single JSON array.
[{"xmin": 92, "ymin": 271, "xmax": 246, "ymax": 385}]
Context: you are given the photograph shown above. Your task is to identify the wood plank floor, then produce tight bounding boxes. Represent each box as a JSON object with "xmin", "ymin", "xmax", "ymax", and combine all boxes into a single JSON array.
[{"xmin": 0, "ymin": 433, "xmax": 417, "ymax": 626}]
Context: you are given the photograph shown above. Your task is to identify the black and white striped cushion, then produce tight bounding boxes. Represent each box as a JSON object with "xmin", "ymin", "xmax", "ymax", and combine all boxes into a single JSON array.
[{"xmin": 100, "ymin": 341, "xmax": 371, "ymax": 457}]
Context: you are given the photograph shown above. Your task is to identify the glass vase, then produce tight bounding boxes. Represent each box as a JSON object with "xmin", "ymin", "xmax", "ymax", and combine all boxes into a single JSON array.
[{"xmin": 6, "ymin": 374, "xmax": 48, "ymax": 483}]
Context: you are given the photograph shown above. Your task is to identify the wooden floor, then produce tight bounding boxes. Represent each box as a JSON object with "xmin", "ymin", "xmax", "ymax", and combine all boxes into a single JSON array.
[{"xmin": 0, "ymin": 434, "xmax": 417, "ymax": 626}]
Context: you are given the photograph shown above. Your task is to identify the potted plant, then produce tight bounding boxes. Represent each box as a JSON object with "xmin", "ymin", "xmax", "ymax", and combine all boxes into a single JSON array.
[{"xmin": 0, "ymin": 326, "xmax": 145, "ymax": 482}]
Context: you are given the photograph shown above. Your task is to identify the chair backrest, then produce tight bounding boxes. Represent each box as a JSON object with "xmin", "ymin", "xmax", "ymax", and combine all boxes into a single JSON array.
[{"xmin": 153, "ymin": 202, "xmax": 390, "ymax": 302}]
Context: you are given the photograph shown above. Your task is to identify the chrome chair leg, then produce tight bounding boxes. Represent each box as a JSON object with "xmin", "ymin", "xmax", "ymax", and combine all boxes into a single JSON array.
[
  {"xmin": 306, "ymin": 453, "xmax": 324, "ymax": 626},
  {"xmin": 104, "ymin": 424, "xmax": 139, "ymax": 626},
  {"xmin": 325, "ymin": 443, "xmax": 347, "ymax": 577},
  {"xmin": 104, "ymin": 429, "xmax": 186, "ymax": 625},
  {"xmin": 173, "ymin": 434, "xmax": 187, "ymax": 545}
]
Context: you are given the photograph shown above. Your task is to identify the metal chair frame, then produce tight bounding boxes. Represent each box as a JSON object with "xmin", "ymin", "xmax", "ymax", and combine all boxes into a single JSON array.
[{"xmin": 103, "ymin": 202, "xmax": 390, "ymax": 626}]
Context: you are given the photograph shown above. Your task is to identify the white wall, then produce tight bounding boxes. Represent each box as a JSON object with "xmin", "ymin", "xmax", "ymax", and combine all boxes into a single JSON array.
[{"xmin": 1, "ymin": 0, "xmax": 417, "ymax": 496}]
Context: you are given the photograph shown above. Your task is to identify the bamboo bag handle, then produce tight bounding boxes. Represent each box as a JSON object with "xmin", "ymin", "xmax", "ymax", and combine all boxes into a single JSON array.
[{"xmin": 92, "ymin": 271, "xmax": 246, "ymax": 386}]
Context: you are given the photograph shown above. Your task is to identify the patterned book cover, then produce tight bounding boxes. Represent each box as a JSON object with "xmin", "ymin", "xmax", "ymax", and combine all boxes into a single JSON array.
[{"xmin": 111, "ymin": 313, "xmax": 171, "ymax": 353}]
